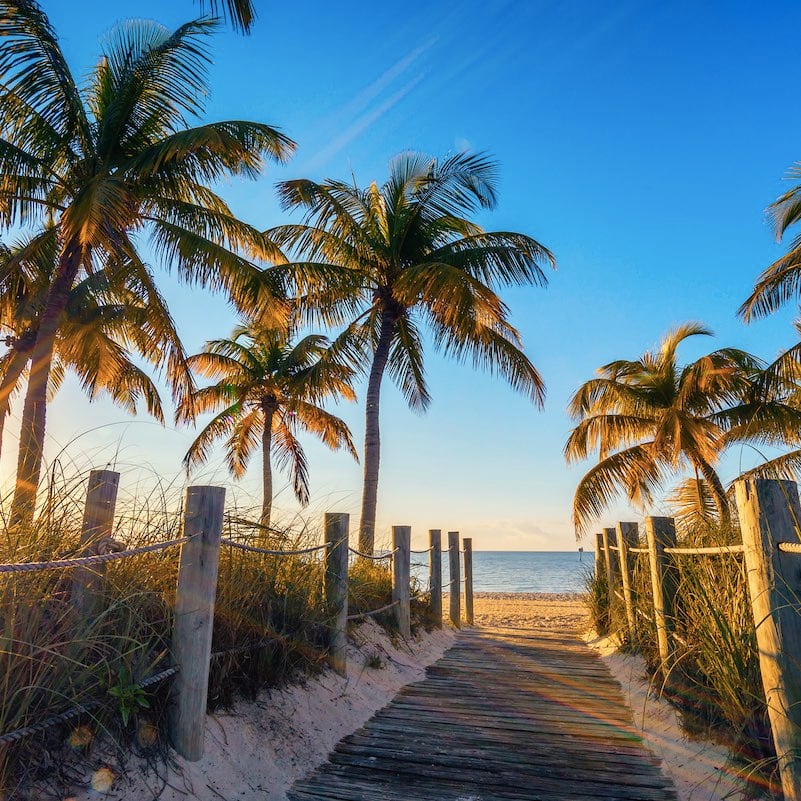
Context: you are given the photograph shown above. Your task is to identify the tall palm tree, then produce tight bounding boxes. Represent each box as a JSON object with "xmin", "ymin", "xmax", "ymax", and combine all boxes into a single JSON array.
[
  {"xmin": 178, "ymin": 322, "xmax": 358, "ymax": 528},
  {"xmin": 740, "ymin": 162, "xmax": 801, "ymax": 321},
  {"xmin": 0, "ymin": 227, "xmax": 182, "ymax": 463},
  {"xmin": 270, "ymin": 151, "xmax": 555, "ymax": 552},
  {"xmin": 0, "ymin": 3, "xmax": 294, "ymax": 525},
  {"xmin": 565, "ymin": 323, "xmax": 763, "ymax": 535}
]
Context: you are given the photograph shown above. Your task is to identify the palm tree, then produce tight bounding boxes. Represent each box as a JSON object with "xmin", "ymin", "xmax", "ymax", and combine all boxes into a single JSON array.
[
  {"xmin": 0, "ymin": 227, "xmax": 183, "ymax": 464},
  {"xmin": 0, "ymin": 3, "xmax": 294, "ymax": 525},
  {"xmin": 178, "ymin": 322, "xmax": 358, "ymax": 528},
  {"xmin": 740, "ymin": 162, "xmax": 801, "ymax": 321},
  {"xmin": 564, "ymin": 323, "xmax": 763, "ymax": 535},
  {"xmin": 270, "ymin": 151, "xmax": 555, "ymax": 552}
]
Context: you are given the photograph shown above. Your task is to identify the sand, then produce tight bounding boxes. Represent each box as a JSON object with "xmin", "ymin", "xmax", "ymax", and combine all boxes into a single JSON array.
[
  {"xmin": 62, "ymin": 593, "xmax": 745, "ymax": 801},
  {"xmin": 471, "ymin": 591, "xmax": 589, "ymax": 631}
]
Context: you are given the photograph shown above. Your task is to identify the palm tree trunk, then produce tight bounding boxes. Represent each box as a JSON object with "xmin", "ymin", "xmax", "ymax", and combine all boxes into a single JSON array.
[
  {"xmin": 10, "ymin": 244, "xmax": 81, "ymax": 530},
  {"xmin": 359, "ymin": 310, "xmax": 395, "ymax": 554},
  {"xmin": 0, "ymin": 348, "xmax": 31, "ymax": 462},
  {"xmin": 694, "ymin": 457, "xmax": 730, "ymax": 527},
  {"xmin": 261, "ymin": 402, "xmax": 275, "ymax": 530}
]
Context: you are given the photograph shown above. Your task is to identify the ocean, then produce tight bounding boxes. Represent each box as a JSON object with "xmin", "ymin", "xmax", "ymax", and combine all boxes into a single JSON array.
[{"xmin": 410, "ymin": 551, "xmax": 592, "ymax": 594}]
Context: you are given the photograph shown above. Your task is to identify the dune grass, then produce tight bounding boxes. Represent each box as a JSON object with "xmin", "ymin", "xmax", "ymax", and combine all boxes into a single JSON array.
[
  {"xmin": 0, "ymin": 476, "xmax": 421, "ymax": 796},
  {"xmin": 587, "ymin": 521, "xmax": 782, "ymax": 797}
]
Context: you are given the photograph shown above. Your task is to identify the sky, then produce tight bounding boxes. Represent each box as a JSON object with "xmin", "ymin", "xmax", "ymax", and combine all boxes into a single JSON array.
[{"xmin": 2, "ymin": 0, "xmax": 801, "ymax": 550}]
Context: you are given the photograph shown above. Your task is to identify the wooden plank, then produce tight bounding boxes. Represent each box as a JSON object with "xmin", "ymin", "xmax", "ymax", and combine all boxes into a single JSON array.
[{"xmin": 289, "ymin": 627, "xmax": 677, "ymax": 801}]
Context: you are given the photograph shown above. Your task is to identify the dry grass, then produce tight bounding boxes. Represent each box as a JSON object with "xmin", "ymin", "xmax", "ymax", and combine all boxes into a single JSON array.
[
  {"xmin": 0, "ymin": 477, "xmax": 426, "ymax": 796},
  {"xmin": 587, "ymin": 521, "xmax": 782, "ymax": 798}
]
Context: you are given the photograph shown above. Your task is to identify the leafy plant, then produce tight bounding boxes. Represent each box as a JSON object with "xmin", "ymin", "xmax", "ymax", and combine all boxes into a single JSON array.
[{"xmin": 107, "ymin": 667, "xmax": 150, "ymax": 726}]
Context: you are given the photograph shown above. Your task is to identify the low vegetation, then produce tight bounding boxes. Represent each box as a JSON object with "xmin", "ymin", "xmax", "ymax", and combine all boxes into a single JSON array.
[
  {"xmin": 586, "ymin": 518, "xmax": 781, "ymax": 797},
  {"xmin": 0, "ymin": 476, "xmax": 424, "ymax": 797}
]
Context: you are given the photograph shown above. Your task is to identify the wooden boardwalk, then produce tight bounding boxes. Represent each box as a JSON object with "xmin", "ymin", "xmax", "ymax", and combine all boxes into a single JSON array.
[{"xmin": 288, "ymin": 627, "xmax": 677, "ymax": 801}]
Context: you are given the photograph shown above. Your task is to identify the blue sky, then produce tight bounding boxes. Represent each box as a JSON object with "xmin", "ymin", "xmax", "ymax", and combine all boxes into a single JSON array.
[{"xmin": 2, "ymin": 1, "xmax": 801, "ymax": 549}]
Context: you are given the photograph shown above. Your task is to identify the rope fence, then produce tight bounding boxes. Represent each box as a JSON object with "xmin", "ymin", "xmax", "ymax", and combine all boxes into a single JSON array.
[
  {"xmin": 0, "ymin": 665, "xmax": 179, "ymax": 747},
  {"xmin": 593, "ymin": 482, "xmax": 801, "ymax": 801},
  {"xmin": 0, "ymin": 468, "xmax": 472, "ymax": 766},
  {"xmin": 220, "ymin": 538, "xmax": 328, "ymax": 557},
  {"xmin": 0, "ymin": 537, "xmax": 188, "ymax": 574},
  {"xmin": 347, "ymin": 546, "xmax": 396, "ymax": 560},
  {"xmin": 346, "ymin": 600, "xmax": 399, "ymax": 621}
]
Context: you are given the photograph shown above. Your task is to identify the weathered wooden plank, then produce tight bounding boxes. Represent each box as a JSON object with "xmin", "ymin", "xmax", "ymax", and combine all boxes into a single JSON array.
[{"xmin": 288, "ymin": 627, "xmax": 677, "ymax": 801}]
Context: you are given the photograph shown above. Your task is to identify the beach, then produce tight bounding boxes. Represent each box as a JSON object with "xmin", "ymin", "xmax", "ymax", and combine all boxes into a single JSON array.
[{"xmin": 471, "ymin": 591, "xmax": 589, "ymax": 630}]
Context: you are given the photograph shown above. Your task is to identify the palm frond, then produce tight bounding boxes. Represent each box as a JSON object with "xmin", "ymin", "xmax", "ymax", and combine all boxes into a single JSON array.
[
  {"xmin": 272, "ymin": 420, "xmax": 310, "ymax": 505},
  {"xmin": 573, "ymin": 443, "xmax": 666, "ymax": 536}
]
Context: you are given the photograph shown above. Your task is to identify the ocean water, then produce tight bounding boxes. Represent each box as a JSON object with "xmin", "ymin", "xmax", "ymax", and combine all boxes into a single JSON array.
[{"xmin": 410, "ymin": 551, "xmax": 592, "ymax": 594}]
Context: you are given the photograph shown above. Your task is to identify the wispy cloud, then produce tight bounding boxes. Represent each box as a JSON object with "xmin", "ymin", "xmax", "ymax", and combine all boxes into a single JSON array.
[
  {"xmin": 296, "ymin": 39, "xmax": 437, "ymax": 173},
  {"xmin": 304, "ymin": 74, "xmax": 426, "ymax": 172}
]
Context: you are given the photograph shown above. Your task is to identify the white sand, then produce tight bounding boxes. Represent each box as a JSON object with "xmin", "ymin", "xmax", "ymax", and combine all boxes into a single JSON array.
[{"xmin": 586, "ymin": 632, "xmax": 746, "ymax": 801}]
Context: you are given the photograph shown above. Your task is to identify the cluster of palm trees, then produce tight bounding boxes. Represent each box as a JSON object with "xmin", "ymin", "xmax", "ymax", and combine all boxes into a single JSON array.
[
  {"xmin": 0, "ymin": 2, "xmax": 554, "ymax": 552},
  {"xmin": 566, "ymin": 177, "xmax": 801, "ymax": 535}
]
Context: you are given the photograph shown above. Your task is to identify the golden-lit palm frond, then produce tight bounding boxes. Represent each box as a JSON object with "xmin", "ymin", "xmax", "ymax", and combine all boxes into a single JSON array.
[
  {"xmin": 0, "ymin": 0, "xmax": 90, "ymax": 150},
  {"xmin": 669, "ymin": 477, "xmax": 719, "ymax": 533},
  {"xmin": 572, "ymin": 443, "xmax": 665, "ymax": 535},
  {"xmin": 272, "ymin": 419, "xmax": 310, "ymax": 506},
  {"xmin": 565, "ymin": 322, "xmax": 759, "ymax": 535},
  {"xmin": 736, "ymin": 448, "xmax": 801, "ymax": 482},
  {"xmin": 183, "ymin": 402, "xmax": 241, "ymax": 469},
  {"xmin": 427, "ymin": 231, "xmax": 554, "ymax": 289},
  {"xmin": 225, "ymin": 407, "xmax": 262, "ymax": 478},
  {"xmin": 180, "ymin": 320, "xmax": 357, "ymax": 512},
  {"xmin": 198, "ymin": 0, "xmax": 256, "ymax": 33},
  {"xmin": 564, "ymin": 413, "xmax": 657, "ymax": 463},
  {"xmin": 289, "ymin": 400, "xmax": 358, "ymax": 459},
  {"xmin": 567, "ymin": 377, "xmax": 645, "ymax": 419},
  {"xmin": 740, "ymin": 164, "xmax": 801, "ymax": 321},
  {"xmin": 386, "ymin": 313, "xmax": 430, "ymax": 412}
]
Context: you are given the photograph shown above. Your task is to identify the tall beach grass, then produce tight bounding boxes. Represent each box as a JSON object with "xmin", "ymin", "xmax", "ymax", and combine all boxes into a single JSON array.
[{"xmin": 0, "ymin": 470, "xmax": 412, "ymax": 796}]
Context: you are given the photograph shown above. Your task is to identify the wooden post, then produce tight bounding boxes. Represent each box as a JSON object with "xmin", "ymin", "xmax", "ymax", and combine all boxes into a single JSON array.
[
  {"xmin": 429, "ymin": 529, "xmax": 442, "ymax": 627},
  {"xmin": 392, "ymin": 525, "xmax": 411, "ymax": 639},
  {"xmin": 448, "ymin": 531, "xmax": 460, "ymax": 627},
  {"xmin": 644, "ymin": 516, "xmax": 677, "ymax": 673},
  {"xmin": 170, "ymin": 486, "xmax": 225, "ymax": 762},
  {"xmin": 594, "ymin": 531, "xmax": 604, "ymax": 580},
  {"xmin": 735, "ymin": 478, "xmax": 801, "ymax": 801},
  {"xmin": 325, "ymin": 512, "xmax": 349, "ymax": 676},
  {"xmin": 71, "ymin": 469, "xmax": 120, "ymax": 617},
  {"xmin": 463, "ymin": 538, "xmax": 474, "ymax": 626},
  {"xmin": 616, "ymin": 521, "xmax": 639, "ymax": 642},
  {"xmin": 602, "ymin": 526, "xmax": 619, "ymax": 594}
]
